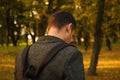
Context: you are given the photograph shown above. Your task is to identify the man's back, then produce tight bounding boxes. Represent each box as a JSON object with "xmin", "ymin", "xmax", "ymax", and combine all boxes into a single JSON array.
[
  {"xmin": 15, "ymin": 11, "xmax": 85, "ymax": 80},
  {"xmin": 15, "ymin": 36, "xmax": 85, "ymax": 80}
]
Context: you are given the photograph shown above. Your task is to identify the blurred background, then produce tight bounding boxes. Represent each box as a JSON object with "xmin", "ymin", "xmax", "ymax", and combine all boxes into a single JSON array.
[{"xmin": 0, "ymin": 0, "xmax": 120, "ymax": 80}]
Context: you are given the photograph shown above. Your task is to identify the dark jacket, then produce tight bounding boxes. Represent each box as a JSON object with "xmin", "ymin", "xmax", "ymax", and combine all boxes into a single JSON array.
[{"xmin": 15, "ymin": 36, "xmax": 85, "ymax": 80}]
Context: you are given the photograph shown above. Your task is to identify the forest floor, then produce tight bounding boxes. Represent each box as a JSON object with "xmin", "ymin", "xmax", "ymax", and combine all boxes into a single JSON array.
[
  {"xmin": 81, "ymin": 46, "xmax": 120, "ymax": 80},
  {"xmin": 0, "ymin": 42, "xmax": 120, "ymax": 80}
]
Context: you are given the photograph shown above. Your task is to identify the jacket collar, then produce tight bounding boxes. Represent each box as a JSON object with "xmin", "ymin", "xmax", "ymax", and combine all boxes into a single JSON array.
[{"xmin": 37, "ymin": 35, "xmax": 65, "ymax": 43}]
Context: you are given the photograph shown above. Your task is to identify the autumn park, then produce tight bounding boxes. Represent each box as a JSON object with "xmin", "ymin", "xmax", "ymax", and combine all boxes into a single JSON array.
[{"xmin": 0, "ymin": 0, "xmax": 120, "ymax": 80}]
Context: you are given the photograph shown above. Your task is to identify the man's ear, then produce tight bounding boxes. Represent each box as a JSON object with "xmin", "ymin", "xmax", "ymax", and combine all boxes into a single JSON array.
[
  {"xmin": 66, "ymin": 23, "xmax": 72, "ymax": 33},
  {"xmin": 46, "ymin": 26, "xmax": 50, "ymax": 32}
]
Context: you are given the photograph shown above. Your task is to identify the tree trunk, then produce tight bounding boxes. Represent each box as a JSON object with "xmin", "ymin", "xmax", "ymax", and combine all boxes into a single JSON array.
[
  {"xmin": 5, "ymin": 9, "xmax": 10, "ymax": 47},
  {"xmin": 30, "ymin": 32, "xmax": 36, "ymax": 43},
  {"xmin": 38, "ymin": 15, "xmax": 47, "ymax": 37},
  {"xmin": 30, "ymin": 23, "xmax": 36, "ymax": 43},
  {"xmin": 47, "ymin": 0, "xmax": 54, "ymax": 14},
  {"xmin": 12, "ymin": 39, "xmax": 17, "ymax": 46},
  {"xmin": 38, "ymin": 0, "xmax": 54, "ymax": 37},
  {"xmin": 25, "ymin": 33, "xmax": 28, "ymax": 46},
  {"xmin": 5, "ymin": 26, "xmax": 9, "ymax": 47},
  {"xmin": 88, "ymin": 0, "xmax": 105, "ymax": 75},
  {"xmin": 10, "ymin": 20, "xmax": 21, "ymax": 46}
]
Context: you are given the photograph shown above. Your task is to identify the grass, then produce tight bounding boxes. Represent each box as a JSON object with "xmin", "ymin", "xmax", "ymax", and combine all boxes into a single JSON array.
[
  {"xmin": 82, "ymin": 47, "xmax": 120, "ymax": 80},
  {"xmin": 0, "ymin": 41, "xmax": 120, "ymax": 80},
  {"xmin": 0, "ymin": 46, "xmax": 24, "ymax": 80},
  {"xmin": 81, "ymin": 40, "xmax": 120, "ymax": 80}
]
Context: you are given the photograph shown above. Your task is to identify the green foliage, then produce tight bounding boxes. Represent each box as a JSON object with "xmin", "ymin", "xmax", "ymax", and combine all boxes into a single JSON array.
[
  {"xmin": 0, "ymin": 0, "xmax": 120, "ymax": 46},
  {"xmin": 73, "ymin": 0, "xmax": 120, "ymax": 45}
]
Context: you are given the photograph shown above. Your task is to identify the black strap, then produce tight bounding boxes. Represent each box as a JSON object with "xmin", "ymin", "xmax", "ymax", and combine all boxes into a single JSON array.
[
  {"xmin": 22, "ymin": 45, "xmax": 31, "ymax": 79},
  {"xmin": 23, "ymin": 43, "xmax": 71, "ymax": 80},
  {"xmin": 35, "ymin": 43, "xmax": 69, "ymax": 80}
]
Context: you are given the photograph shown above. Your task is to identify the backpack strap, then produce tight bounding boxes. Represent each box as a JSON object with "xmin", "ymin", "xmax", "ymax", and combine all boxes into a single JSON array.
[
  {"xmin": 22, "ymin": 45, "xmax": 32, "ymax": 79},
  {"xmin": 35, "ymin": 43, "xmax": 70, "ymax": 80},
  {"xmin": 23, "ymin": 43, "xmax": 74, "ymax": 80},
  {"xmin": 14, "ymin": 45, "xmax": 31, "ymax": 80}
]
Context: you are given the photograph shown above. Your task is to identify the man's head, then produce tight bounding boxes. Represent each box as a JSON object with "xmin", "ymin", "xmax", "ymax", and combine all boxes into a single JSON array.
[{"xmin": 47, "ymin": 11, "xmax": 76, "ymax": 43}]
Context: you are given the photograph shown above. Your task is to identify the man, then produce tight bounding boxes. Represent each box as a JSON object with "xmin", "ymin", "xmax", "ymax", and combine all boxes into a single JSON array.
[{"xmin": 15, "ymin": 11, "xmax": 85, "ymax": 80}]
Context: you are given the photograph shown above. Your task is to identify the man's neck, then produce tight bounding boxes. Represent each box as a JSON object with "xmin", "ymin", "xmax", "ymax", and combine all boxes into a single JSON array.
[{"xmin": 47, "ymin": 28, "xmax": 65, "ymax": 42}]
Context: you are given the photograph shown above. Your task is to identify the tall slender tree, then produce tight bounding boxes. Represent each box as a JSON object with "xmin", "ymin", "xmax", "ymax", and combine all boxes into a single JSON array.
[{"xmin": 88, "ymin": 0, "xmax": 105, "ymax": 75}]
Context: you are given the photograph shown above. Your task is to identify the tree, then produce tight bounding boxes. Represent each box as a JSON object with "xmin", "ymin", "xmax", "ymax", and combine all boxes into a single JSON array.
[
  {"xmin": 0, "ymin": 25, "xmax": 4, "ymax": 46},
  {"xmin": 88, "ymin": 0, "xmax": 105, "ymax": 75},
  {"xmin": 1, "ymin": 0, "xmax": 119, "ymax": 47},
  {"xmin": 20, "ymin": 0, "xmax": 76, "ymax": 44},
  {"xmin": 73, "ymin": 0, "xmax": 97, "ymax": 45},
  {"xmin": 0, "ymin": 0, "xmax": 25, "ymax": 46},
  {"xmin": 74, "ymin": 0, "xmax": 120, "ymax": 75}
]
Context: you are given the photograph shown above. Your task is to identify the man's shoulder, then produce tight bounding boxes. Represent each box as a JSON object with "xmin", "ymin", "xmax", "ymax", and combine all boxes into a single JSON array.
[
  {"xmin": 58, "ymin": 45, "xmax": 82, "ymax": 59},
  {"xmin": 63, "ymin": 45, "xmax": 81, "ymax": 54}
]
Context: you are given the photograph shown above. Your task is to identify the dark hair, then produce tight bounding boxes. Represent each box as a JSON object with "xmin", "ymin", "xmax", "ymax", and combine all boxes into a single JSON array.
[{"xmin": 48, "ymin": 11, "xmax": 76, "ymax": 30}]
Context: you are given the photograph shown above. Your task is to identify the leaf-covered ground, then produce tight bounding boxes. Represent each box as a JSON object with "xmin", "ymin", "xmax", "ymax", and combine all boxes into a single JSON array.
[
  {"xmin": 0, "ymin": 44, "xmax": 120, "ymax": 80},
  {"xmin": 82, "ymin": 46, "xmax": 120, "ymax": 80}
]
